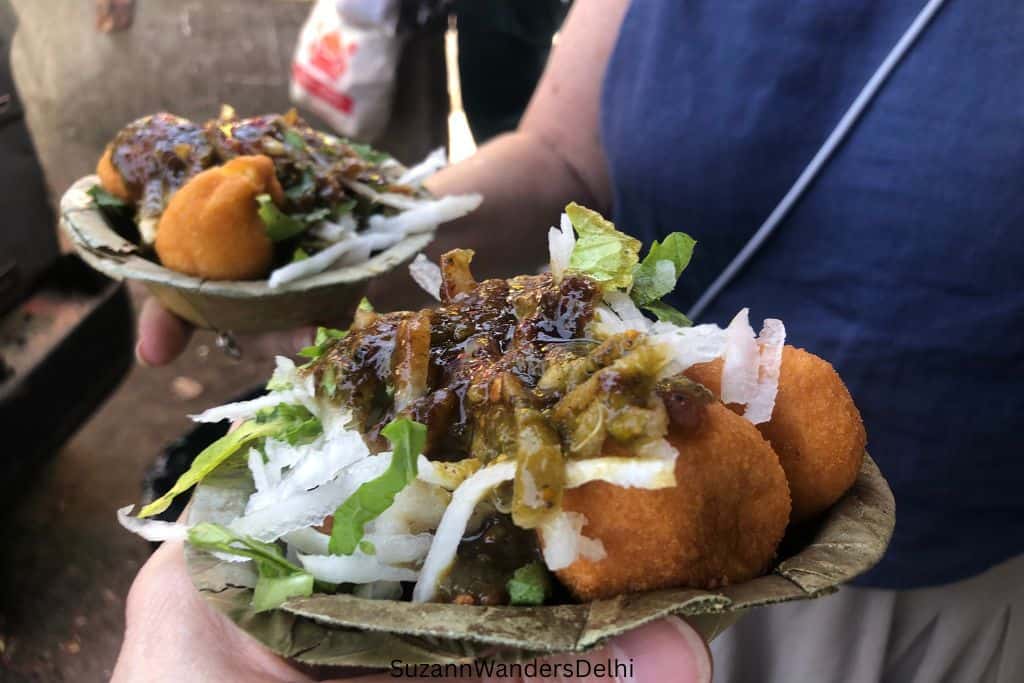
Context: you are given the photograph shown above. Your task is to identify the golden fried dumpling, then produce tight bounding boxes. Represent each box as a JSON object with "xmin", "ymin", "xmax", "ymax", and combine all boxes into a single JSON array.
[{"xmin": 154, "ymin": 155, "xmax": 284, "ymax": 281}]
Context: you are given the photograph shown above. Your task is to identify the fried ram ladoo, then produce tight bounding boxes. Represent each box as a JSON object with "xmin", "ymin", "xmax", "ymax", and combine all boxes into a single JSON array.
[
  {"xmin": 685, "ymin": 346, "xmax": 866, "ymax": 522},
  {"xmin": 154, "ymin": 155, "xmax": 284, "ymax": 281},
  {"xmin": 555, "ymin": 404, "xmax": 791, "ymax": 601}
]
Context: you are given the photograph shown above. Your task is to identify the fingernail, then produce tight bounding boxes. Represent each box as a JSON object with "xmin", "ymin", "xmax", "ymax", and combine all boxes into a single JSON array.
[
  {"xmin": 135, "ymin": 341, "xmax": 152, "ymax": 367},
  {"xmin": 609, "ymin": 617, "xmax": 712, "ymax": 683}
]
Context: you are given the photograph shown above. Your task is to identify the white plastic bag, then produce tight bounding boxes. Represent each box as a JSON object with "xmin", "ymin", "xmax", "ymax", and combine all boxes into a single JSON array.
[{"xmin": 290, "ymin": 0, "xmax": 402, "ymax": 140}]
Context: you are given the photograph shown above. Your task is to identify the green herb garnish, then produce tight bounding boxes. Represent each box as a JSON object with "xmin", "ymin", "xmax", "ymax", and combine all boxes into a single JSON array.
[
  {"xmin": 138, "ymin": 405, "xmax": 321, "ymax": 518},
  {"xmin": 506, "ymin": 561, "xmax": 553, "ymax": 606},
  {"xmin": 298, "ymin": 326, "xmax": 348, "ymax": 360},
  {"xmin": 187, "ymin": 523, "xmax": 319, "ymax": 612},
  {"xmin": 328, "ymin": 419, "xmax": 427, "ymax": 555}
]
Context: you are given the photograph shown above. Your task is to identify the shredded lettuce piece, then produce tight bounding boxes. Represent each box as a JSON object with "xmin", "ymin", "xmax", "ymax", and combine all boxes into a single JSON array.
[
  {"xmin": 564, "ymin": 203, "xmax": 696, "ymax": 326},
  {"xmin": 291, "ymin": 247, "xmax": 310, "ymax": 263},
  {"xmin": 348, "ymin": 141, "xmax": 390, "ymax": 164},
  {"xmin": 283, "ymin": 128, "xmax": 307, "ymax": 151},
  {"xmin": 256, "ymin": 194, "xmax": 331, "ymax": 242},
  {"xmin": 298, "ymin": 326, "xmax": 348, "ymax": 360},
  {"xmin": 139, "ymin": 405, "xmax": 321, "ymax": 518},
  {"xmin": 187, "ymin": 522, "xmax": 317, "ymax": 612},
  {"xmin": 644, "ymin": 300, "xmax": 692, "ymax": 326},
  {"xmin": 328, "ymin": 418, "xmax": 427, "ymax": 555},
  {"xmin": 255, "ymin": 404, "xmax": 322, "ymax": 446},
  {"xmin": 565, "ymin": 202, "xmax": 641, "ymax": 290},
  {"xmin": 506, "ymin": 561, "xmax": 553, "ymax": 606},
  {"xmin": 631, "ymin": 233, "xmax": 696, "ymax": 305},
  {"xmin": 256, "ymin": 194, "xmax": 306, "ymax": 242}
]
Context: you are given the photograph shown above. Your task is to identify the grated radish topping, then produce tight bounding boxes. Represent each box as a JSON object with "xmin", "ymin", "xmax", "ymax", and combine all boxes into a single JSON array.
[
  {"xmin": 745, "ymin": 318, "xmax": 786, "ymax": 424},
  {"xmin": 548, "ymin": 213, "xmax": 576, "ymax": 281},
  {"xmin": 412, "ymin": 461, "xmax": 517, "ymax": 602},
  {"xmin": 117, "ymin": 505, "xmax": 188, "ymax": 543},
  {"xmin": 408, "ymin": 253, "xmax": 442, "ymax": 301},
  {"xmin": 540, "ymin": 512, "xmax": 606, "ymax": 571},
  {"xmin": 721, "ymin": 308, "xmax": 760, "ymax": 407}
]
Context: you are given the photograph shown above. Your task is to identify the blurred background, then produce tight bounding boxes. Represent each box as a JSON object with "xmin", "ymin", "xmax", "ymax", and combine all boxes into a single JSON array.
[{"xmin": 0, "ymin": 1, "xmax": 565, "ymax": 679}]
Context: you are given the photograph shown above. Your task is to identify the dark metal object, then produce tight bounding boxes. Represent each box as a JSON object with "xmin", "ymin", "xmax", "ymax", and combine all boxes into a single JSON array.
[
  {"xmin": 1, "ymin": 6, "xmax": 59, "ymax": 316},
  {"xmin": 0, "ymin": 256, "xmax": 134, "ymax": 508}
]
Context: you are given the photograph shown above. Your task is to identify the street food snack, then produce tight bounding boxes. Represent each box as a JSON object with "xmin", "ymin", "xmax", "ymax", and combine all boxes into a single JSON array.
[
  {"xmin": 120, "ymin": 204, "xmax": 864, "ymax": 612},
  {"xmin": 92, "ymin": 108, "xmax": 480, "ymax": 284},
  {"xmin": 685, "ymin": 348, "xmax": 866, "ymax": 522}
]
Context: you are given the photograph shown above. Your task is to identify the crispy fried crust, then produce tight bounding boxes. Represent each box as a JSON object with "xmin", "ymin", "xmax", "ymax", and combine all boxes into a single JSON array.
[
  {"xmin": 555, "ymin": 403, "xmax": 791, "ymax": 601},
  {"xmin": 686, "ymin": 346, "xmax": 866, "ymax": 522},
  {"xmin": 96, "ymin": 145, "xmax": 136, "ymax": 202},
  {"xmin": 154, "ymin": 155, "xmax": 282, "ymax": 280}
]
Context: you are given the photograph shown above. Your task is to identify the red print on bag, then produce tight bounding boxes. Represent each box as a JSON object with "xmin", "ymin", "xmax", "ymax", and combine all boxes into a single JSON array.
[
  {"xmin": 307, "ymin": 31, "xmax": 357, "ymax": 80},
  {"xmin": 292, "ymin": 63, "xmax": 354, "ymax": 114}
]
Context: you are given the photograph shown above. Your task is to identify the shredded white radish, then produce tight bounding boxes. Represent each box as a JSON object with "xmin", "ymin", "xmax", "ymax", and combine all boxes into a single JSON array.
[
  {"xmin": 285, "ymin": 528, "xmax": 433, "ymax": 564},
  {"xmin": 397, "ymin": 147, "xmax": 447, "ymax": 186},
  {"xmin": 310, "ymin": 213, "xmax": 357, "ymax": 242},
  {"xmin": 117, "ymin": 505, "xmax": 189, "ymax": 542},
  {"xmin": 341, "ymin": 178, "xmax": 426, "ymax": 210},
  {"xmin": 408, "ymin": 253, "xmax": 442, "ymax": 301},
  {"xmin": 566, "ymin": 456, "xmax": 676, "ymax": 490},
  {"xmin": 539, "ymin": 512, "xmax": 606, "ymax": 571},
  {"xmin": 268, "ymin": 236, "xmax": 366, "ymax": 288},
  {"xmin": 721, "ymin": 308, "xmax": 760, "ymax": 407},
  {"xmin": 745, "ymin": 318, "xmax": 786, "ymax": 424},
  {"xmin": 370, "ymin": 480, "xmax": 451, "ymax": 535},
  {"xmin": 189, "ymin": 392, "xmax": 296, "ymax": 424},
  {"xmin": 650, "ymin": 323, "xmax": 728, "ymax": 378},
  {"xmin": 246, "ymin": 429, "xmax": 370, "ymax": 514},
  {"xmin": 412, "ymin": 461, "xmax": 517, "ymax": 602},
  {"xmin": 416, "ymin": 456, "xmax": 478, "ymax": 490},
  {"xmin": 230, "ymin": 454, "xmax": 390, "ymax": 541},
  {"xmin": 603, "ymin": 290, "xmax": 652, "ymax": 333},
  {"xmin": 366, "ymin": 194, "xmax": 482, "ymax": 236},
  {"xmin": 548, "ymin": 213, "xmax": 576, "ymax": 281},
  {"xmin": 299, "ymin": 553, "xmax": 420, "ymax": 584}
]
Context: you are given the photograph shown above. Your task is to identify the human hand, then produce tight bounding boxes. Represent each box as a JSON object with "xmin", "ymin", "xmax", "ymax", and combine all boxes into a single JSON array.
[
  {"xmin": 112, "ymin": 540, "xmax": 712, "ymax": 682},
  {"xmin": 134, "ymin": 297, "xmax": 316, "ymax": 366}
]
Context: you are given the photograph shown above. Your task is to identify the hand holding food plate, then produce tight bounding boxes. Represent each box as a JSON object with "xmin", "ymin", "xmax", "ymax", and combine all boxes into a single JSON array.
[{"xmin": 119, "ymin": 204, "xmax": 894, "ymax": 666}]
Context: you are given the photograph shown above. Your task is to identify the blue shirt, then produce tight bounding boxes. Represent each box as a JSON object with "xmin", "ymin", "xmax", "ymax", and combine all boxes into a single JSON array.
[{"xmin": 602, "ymin": 0, "xmax": 1024, "ymax": 589}]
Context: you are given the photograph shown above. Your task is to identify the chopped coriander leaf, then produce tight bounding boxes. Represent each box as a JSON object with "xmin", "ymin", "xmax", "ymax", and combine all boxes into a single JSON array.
[
  {"xmin": 507, "ymin": 561, "xmax": 553, "ymax": 606},
  {"xmin": 328, "ymin": 419, "xmax": 427, "ymax": 555},
  {"xmin": 291, "ymin": 247, "xmax": 310, "ymax": 262},
  {"xmin": 357, "ymin": 297, "xmax": 374, "ymax": 313}
]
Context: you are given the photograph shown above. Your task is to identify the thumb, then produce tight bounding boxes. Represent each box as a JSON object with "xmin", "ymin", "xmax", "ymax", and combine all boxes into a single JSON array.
[{"xmin": 577, "ymin": 616, "xmax": 713, "ymax": 683}]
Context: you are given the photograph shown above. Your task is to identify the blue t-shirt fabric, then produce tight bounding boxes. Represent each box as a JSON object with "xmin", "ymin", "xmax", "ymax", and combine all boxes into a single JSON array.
[{"xmin": 601, "ymin": 0, "xmax": 1024, "ymax": 589}]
